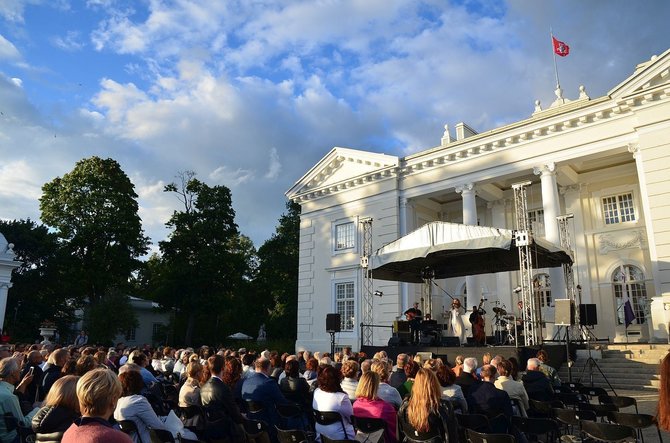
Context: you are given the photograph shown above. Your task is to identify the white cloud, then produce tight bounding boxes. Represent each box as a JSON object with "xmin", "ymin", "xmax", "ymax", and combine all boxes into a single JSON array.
[
  {"xmin": 0, "ymin": 34, "xmax": 21, "ymax": 60},
  {"xmin": 264, "ymin": 147, "xmax": 281, "ymax": 180},
  {"xmin": 209, "ymin": 165, "xmax": 255, "ymax": 187},
  {"xmin": 51, "ymin": 30, "xmax": 85, "ymax": 51}
]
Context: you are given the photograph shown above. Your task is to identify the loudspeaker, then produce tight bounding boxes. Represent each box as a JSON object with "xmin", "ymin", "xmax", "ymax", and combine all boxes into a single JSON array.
[
  {"xmin": 419, "ymin": 335, "xmax": 434, "ymax": 345},
  {"xmin": 555, "ymin": 299, "xmax": 575, "ymax": 326},
  {"xmin": 579, "ymin": 304, "xmax": 597, "ymax": 326},
  {"xmin": 388, "ymin": 335, "xmax": 404, "ymax": 347},
  {"xmin": 440, "ymin": 336, "xmax": 461, "ymax": 347},
  {"xmin": 326, "ymin": 313, "xmax": 341, "ymax": 332}
]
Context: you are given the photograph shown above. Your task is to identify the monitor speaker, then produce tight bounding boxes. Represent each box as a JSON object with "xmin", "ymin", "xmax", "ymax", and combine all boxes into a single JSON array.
[
  {"xmin": 326, "ymin": 313, "xmax": 341, "ymax": 333},
  {"xmin": 579, "ymin": 304, "xmax": 597, "ymax": 326},
  {"xmin": 441, "ymin": 336, "xmax": 461, "ymax": 347},
  {"xmin": 388, "ymin": 336, "xmax": 404, "ymax": 347},
  {"xmin": 555, "ymin": 299, "xmax": 575, "ymax": 326}
]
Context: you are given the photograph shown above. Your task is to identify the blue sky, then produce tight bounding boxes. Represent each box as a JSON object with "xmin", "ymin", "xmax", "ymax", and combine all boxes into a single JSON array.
[{"xmin": 1, "ymin": 0, "xmax": 669, "ymax": 252}]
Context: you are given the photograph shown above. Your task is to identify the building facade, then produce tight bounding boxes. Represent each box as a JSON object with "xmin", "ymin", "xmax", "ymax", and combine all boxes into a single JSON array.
[{"xmin": 287, "ymin": 49, "xmax": 670, "ymax": 352}]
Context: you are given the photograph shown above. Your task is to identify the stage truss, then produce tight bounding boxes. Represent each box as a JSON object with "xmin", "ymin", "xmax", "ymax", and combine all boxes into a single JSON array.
[{"xmin": 360, "ymin": 218, "xmax": 374, "ymax": 346}]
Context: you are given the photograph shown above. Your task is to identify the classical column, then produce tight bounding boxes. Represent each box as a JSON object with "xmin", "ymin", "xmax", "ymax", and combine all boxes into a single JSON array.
[
  {"xmin": 629, "ymin": 144, "xmax": 662, "ymax": 341},
  {"xmin": 0, "ymin": 283, "xmax": 10, "ymax": 332},
  {"xmin": 489, "ymin": 199, "xmax": 512, "ymax": 310},
  {"xmin": 560, "ymin": 184, "xmax": 591, "ymax": 303},
  {"xmin": 533, "ymin": 163, "xmax": 566, "ymax": 299},
  {"xmin": 456, "ymin": 183, "xmax": 481, "ymax": 309},
  {"xmin": 399, "ymin": 197, "xmax": 414, "ymax": 313}
]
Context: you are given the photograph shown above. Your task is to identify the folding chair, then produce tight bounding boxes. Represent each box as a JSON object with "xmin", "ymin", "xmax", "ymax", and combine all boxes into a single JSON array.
[
  {"xmin": 466, "ymin": 428, "xmax": 516, "ymax": 443},
  {"xmin": 579, "ymin": 420, "xmax": 636, "ymax": 442},
  {"xmin": 607, "ymin": 411, "xmax": 663, "ymax": 443}
]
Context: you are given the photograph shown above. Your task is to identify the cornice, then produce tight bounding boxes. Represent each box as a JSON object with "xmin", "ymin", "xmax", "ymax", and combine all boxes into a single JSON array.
[{"xmin": 291, "ymin": 56, "xmax": 670, "ymax": 205}]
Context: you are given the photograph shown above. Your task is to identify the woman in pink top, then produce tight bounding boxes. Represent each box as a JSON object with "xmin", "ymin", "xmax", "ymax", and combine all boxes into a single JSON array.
[{"xmin": 352, "ymin": 371, "xmax": 397, "ymax": 443}]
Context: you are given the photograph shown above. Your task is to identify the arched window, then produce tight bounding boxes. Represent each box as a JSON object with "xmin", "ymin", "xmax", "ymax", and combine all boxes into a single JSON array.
[
  {"xmin": 533, "ymin": 274, "xmax": 552, "ymax": 308},
  {"xmin": 612, "ymin": 265, "xmax": 647, "ymax": 325}
]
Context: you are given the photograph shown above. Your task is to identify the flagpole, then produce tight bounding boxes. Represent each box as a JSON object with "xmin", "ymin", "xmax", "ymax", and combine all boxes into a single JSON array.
[{"xmin": 550, "ymin": 27, "xmax": 561, "ymax": 89}]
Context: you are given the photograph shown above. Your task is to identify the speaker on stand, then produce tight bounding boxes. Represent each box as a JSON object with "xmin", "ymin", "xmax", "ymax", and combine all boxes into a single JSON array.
[{"xmin": 326, "ymin": 314, "xmax": 341, "ymax": 356}]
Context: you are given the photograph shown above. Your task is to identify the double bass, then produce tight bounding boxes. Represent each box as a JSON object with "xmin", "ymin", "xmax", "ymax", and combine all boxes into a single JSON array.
[{"xmin": 472, "ymin": 298, "xmax": 486, "ymax": 345}]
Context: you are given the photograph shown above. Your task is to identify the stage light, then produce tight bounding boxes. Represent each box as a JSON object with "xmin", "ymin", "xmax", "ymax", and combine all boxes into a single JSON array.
[
  {"xmin": 513, "ymin": 286, "xmax": 522, "ymax": 293},
  {"xmin": 374, "ymin": 290, "xmax": 383, "ymax": 297}
]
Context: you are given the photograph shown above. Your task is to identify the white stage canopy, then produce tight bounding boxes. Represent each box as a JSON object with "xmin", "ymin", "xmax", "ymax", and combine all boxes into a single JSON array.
[{"xmin": 369, "ymin": 221, "xmax": 572, "ymax": 283}]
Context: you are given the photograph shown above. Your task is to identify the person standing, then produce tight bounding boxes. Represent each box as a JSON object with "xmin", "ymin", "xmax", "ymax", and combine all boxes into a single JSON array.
[
  {"xmin": 404, "ymin": 302, "xmax": 422, "ymax": 344},
  {"xmin": 447, "ymin": 299, "xmax": 467, "ymax": 345},
  {"xmin": 74, "ymin": 331, "xmax": 88, "ymax": 348}
]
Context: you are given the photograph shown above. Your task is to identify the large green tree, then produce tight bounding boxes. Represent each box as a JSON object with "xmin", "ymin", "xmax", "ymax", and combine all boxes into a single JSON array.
[
  {"xmin": 0, "ymin": 219, "xmax": 77, "ymax": 342},
  {"xmin": 253, "ymin": 200, "xmax": 300, "ymax": 340},
  {"xmin": 146, "ymin": 171, "xmax": 256, "ymax": 345},
  {"xmin": 39, "ymin": 156, "xmax": 148, "ymax": 342}
]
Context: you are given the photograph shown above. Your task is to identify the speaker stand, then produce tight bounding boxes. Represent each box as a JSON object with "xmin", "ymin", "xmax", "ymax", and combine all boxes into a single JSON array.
[
  {"xmin": 329, "ymin": 331, "xmax": 335, "ymax": 356},
  {"xmin": 576, "ymin": 336, "xmax": 616, "ymax": 395}
]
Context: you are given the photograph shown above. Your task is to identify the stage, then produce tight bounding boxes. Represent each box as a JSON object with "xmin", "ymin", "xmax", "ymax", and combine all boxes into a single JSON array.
[{"xmin": 360, "ymin": 343, "xmax": 568, "ymax": 371}]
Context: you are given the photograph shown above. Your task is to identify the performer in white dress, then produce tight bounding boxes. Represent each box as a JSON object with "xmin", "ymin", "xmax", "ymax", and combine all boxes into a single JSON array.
[{"xmin": 447, "ymin": 299, "xmax": 467, "ymax": 345}]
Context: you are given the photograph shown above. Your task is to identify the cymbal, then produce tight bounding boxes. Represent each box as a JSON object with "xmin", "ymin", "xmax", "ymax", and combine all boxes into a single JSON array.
[
  {"xmin": 503, "ymin": 315, "xmax": 516, "ymax": 320},
  {"xmin": 493, "ymin": 307, "xmax": 507, "ymax": 316}
]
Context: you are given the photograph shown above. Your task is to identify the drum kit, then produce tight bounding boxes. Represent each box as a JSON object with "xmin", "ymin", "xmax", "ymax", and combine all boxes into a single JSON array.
[{"xmin": 492, "ymin": 306, "xmax": 518, "ymax": 345}]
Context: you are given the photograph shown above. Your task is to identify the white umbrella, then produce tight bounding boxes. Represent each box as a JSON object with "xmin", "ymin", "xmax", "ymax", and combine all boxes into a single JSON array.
[{"xmin": 227, "ymin": 332, "xmax": 253, "ymax": 340}]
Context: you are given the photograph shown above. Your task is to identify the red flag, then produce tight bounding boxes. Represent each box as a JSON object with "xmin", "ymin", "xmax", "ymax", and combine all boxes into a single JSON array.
[{"xmin": 552, "ymin": 36, "xmax": 570, "ymax": 57}]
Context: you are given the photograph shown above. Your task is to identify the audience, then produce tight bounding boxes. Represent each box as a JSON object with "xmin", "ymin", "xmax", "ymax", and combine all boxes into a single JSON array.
[
  {"xmin": 114, "ymin": 370, "xmax": 167, "ymax": 443},
  {"xmin": 1, "ymin": 333, "xmax": 618, "ymax": 443},
  {"xmin": 340, "ymin": 359, "xmax": 359, "ymax": 401},
  {"xmin": 178, "ymin": 361, "xmax": 202, "ymax": 407},
  {"xmin": 0, "ymin": 357, "xmax": 40, "ymax": 442},
  {"xmin": 312, "ymin": 366, "xmax": 355, "ymax": 440},
  {"xmin": 61, "ymin": 368, "xmax": 132, "ymax": 443},
  {"xmin": 522, "ymin": 358, "xmax": 554, "ymax": 401},
  {"xmin": 399, "ymin": 368, "xmax": 451, "ymax": 441},
  {"xmin": 32, "ymin": 375, "xmax": 80, "ymax": 441},
  {"xmin": 352, "ymin": 371, "xmax": 397, "ymax": 442},
  {"xmin": 370, "ymin": 360, "xmax": 402, "ymax": 409}
]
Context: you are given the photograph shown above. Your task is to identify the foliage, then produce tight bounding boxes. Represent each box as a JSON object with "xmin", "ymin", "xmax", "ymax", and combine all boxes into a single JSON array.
[
  {"xmin": 252, "ymin": 200, "xmax": 300, "ymax": 340},
  {"xmin": 85, "ymin": 290, "xmax": 138, "ymax": 345},
  {"xmin": 0, "ymin": 219, "xmax": 77, "ymax": 342},
  {"xmin": 39, "ymin": 156, "xmax": 150, "ymax": 304},
  {"xmin": 144, "ymin": 171, "xmax": 257, "ymax": 346},
  {"xmin": 38, "ymin": 157, "xmax": 147, "ymax": 338}
]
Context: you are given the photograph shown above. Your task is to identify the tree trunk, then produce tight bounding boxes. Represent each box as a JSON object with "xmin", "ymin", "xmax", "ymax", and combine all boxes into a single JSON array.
[{"xmin": 185, "ymin": 311, "xmax": 195, "ymax": 346}]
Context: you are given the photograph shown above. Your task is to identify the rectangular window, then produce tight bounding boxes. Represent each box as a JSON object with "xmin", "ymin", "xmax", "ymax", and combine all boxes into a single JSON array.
[
  {"xmin": 602, "ymin": 193, "xmax": 635, "ymax": 225},
  {"xmin": 527, "ymin": 209, "xmax": 545, "ymax": 237},
  {"xmin": 152, "ymin": 323, "xmax": 163, "ymax": 339},
  {"xmin": 335, "ymin": 282, "xmax": 355, "ymax": 331},
  {"xmin": 335, "ymin": 222, "xmax": 355, "ymax": 250},
  {"xmin": 125, "ymin": 328, "xmax": 136, "ymax": 341}
]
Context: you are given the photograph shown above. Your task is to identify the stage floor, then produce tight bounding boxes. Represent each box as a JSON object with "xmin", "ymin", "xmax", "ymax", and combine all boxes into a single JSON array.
[{"xmin": 360, "ymin": 344, "xmax": 567, "ymax": 371}]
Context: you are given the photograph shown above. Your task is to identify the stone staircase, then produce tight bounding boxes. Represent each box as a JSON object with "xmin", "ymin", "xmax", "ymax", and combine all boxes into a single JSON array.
[{"xmin": 557, "ymin": 344, "xmax": 668, "ymax": 390}]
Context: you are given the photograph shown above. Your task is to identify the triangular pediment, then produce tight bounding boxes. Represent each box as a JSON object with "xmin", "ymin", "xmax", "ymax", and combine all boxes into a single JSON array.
[
  {"xmin": 286, "ymin": 147, "xmax": 398, "ymax": 199},
  {"xmin": 609, "ymin": 48, "xmax": 670, "ymax": 98}
]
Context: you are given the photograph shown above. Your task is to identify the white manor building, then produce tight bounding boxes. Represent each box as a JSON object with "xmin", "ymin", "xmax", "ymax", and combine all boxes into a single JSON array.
[{"xmin": 286, "ymin": 48, "xmax": 670, "ymax": 353}]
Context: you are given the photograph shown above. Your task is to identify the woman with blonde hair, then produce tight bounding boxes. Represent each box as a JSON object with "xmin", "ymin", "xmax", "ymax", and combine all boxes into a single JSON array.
[
  {"xmin": 62, "ymin": 368, "xmax": 132, "ymax": 442},
  {"xmin": 352, "ymin": 372, "xmax": 397, "ymax": 442},
  {"xmin": 178, "ymin": 361, "xmax": 202, "ymax": 407},
  {"xmin": 399, "ymin": 368, "xmax": 451, "ymax": 441},
  {"xmin": 32, "ymin": 375, "xmax": 80, "ymax": 441}
]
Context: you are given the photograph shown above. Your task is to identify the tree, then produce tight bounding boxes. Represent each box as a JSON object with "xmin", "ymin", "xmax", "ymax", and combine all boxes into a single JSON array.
[
  {"xmin": 39, "ymin": 156, "xmax": 148, "ymax": 342},
  {"xmin": 148, "ymin": 171, "xmax": 256, "ymax": 345},
  {"xmin": 253, "ymin": 200, "xmax": 300, "ymax": 340},
  {"xmin": 0, "ymin": 219, "xmax": 77, "ymax": 342}
]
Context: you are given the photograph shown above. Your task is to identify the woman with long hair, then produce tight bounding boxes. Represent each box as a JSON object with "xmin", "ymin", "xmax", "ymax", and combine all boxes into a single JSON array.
[
  {"xmin": 178, "ymin": 361, "xmax": 202, "ymax": 408},
  {"xmin": 352, "ymin": 371, "xmax": 397, "ymax": 442},
  {"xmin": 657, "ymin": 353, "xmax": 670, "ymax": 431},
  {"xmin": 399, "ymin": 368, "xmax": 450, "ymax": 441},
  {"xmin": 32, "ymin": 375, "xmax": 80, "ymax": 442},
  {"xmin": 312, "ymin": 366, "xmax": 355, "ymax": 440},
  {"xmin": 114, "ymin": 370, "xmax": 168, "ymax": 443}
]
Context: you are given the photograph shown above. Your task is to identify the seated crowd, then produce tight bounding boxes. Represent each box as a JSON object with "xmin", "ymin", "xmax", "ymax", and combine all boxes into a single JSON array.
[{"xmin": 0, "ymin": 340, "xmax": 576, "ymax": 443}]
